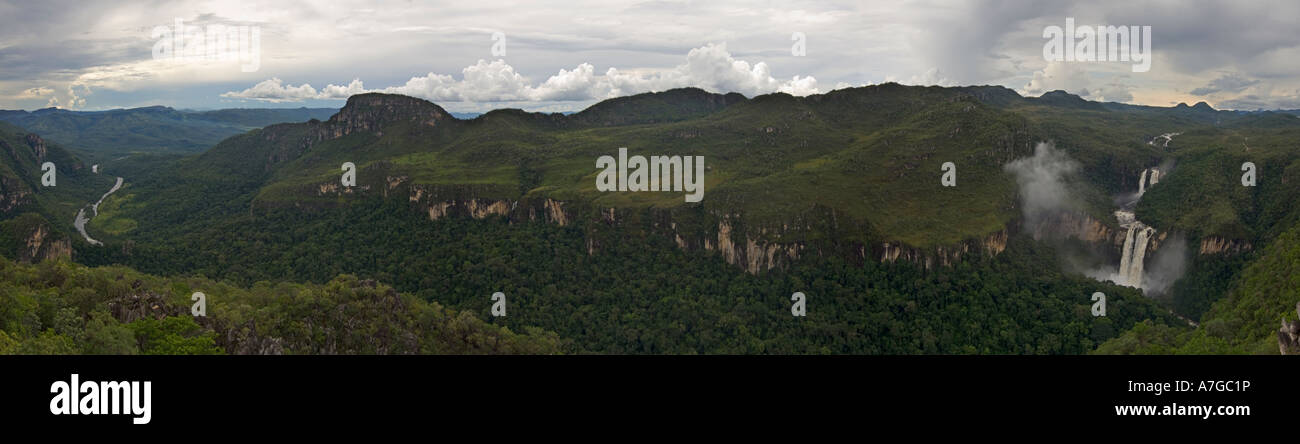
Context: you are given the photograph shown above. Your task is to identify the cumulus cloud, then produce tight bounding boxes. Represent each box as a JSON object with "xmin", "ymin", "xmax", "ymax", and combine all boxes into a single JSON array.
[
  {"xmin": 220, "ymin": 42, "xmax": 820, "ymax": 105},
  {"xmin": 1022, "ymin": 62, "xmax": 1089, "ymax": 96},
  {"xmin": 887, "ymin": 68, "xmax": 955, "ymax": 86},
  {"xmin": 220, "ymin": 78, "xmax": 367, "ymax": 102},
  {"xmin": 1021, "ymin": 62, "xmax": 1134, "ymax": 103}
]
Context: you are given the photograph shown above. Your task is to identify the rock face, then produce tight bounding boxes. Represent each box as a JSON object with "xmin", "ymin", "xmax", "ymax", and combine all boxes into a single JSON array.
[
  {"xmin": 1280, "ymin": 302, "xmax": 1300, "ymax": 355},
  {"xmin": 24, "ymin": 133, "xmax": 46, "ymax": 160},
  {"xmin": 0, "ymin": 176, "xmax": 31, "ymax": 213},
  {"xmin": 107, "ymin": 287, "xmax": 186, "ymax": 323},
  {"xmin": 106, "ymin": 284, "xmax": 286, "ymax": 355},
  {"xmin": 1025, "ymin": 211, "xmax": 1121, "ymax": 246},
  {"xmin": 20, "ymin": 222, "xmax": 72, "ymax": 262},
  {"xmin": 325, "ymin": 93, "xmax": 447, "ymax": 137},
  {"xmin": 405, "ymin": 183, "xmax": 1010, "ymax": 274},
  {"xmin": 874, "ymin": 230, "xmax": 1008, "ymax": 269},
  {"xmin": 1199, "ymin": 237, "xmax": 1253, "ymax": 255},
  {"xmin": 253, "ymin": 93, "xmax": 451, "ymax": 171}
]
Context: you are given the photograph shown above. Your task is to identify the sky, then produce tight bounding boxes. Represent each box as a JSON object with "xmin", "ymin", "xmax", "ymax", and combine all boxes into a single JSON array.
[{"xmin": 1, "ymin": 0, "xmax": 1298, "ymax": 113}]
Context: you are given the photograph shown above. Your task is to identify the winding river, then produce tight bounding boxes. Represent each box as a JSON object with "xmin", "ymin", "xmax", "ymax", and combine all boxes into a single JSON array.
[{"xmin": 74, "ymin": 176, "xmax": 123, "ymax": 246}]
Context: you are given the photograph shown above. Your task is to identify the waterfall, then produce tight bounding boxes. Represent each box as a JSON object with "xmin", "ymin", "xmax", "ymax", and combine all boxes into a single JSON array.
[
  {"xmin": 1112, "ymin": 166, "xmax": 1164, "ymax": 289},
  {"xmin": 1117, "ymin": 225, "xmax": 1155, "ymax": 287},
  {"xmin": 1118, "ymin": 223, "xmax": 1136, "ymax": 278}
]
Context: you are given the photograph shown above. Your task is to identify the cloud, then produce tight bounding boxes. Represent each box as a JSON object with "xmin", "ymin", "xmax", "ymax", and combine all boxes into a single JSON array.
[
  {"xmin": 17, "ymin": 87, "xmax": 53, "ymax": 99},
  {"xmin": 1021, "ymin": 62, "xmax": 1133, "ymax": 103},
  {"xmin": 887, "ymin": 68, "xmax": 955, "ymax": 86},
  {"xmin": 6, "ymin": 0, "xmax": 1300, "ymax": 111},
  {"xmin": 1216, "ymin": 91, "xmax": 1300, "ymax": 111},
  {"xmin": 1189, "ymin": 72, "xmax": 1261, "ymax": 96},
  {"xmin": 1022, "ymin": 62, "xmax": 1089, "ymax": 96},
  {"xmin": 221, "ymin": 42, "xmax": 820, "ymax": 105}
]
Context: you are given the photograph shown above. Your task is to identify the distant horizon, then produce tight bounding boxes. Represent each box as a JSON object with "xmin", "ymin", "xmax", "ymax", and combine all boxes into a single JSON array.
[{"xmin": 5, "ymin": 84, "xmax": 1299, "ymax": 114}]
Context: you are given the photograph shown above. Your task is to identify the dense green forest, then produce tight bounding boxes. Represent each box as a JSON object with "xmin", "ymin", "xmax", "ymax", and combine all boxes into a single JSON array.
[
  {"xmin": 0, "ymin": 255, "xmax": 561, "ymax": 354},
  {"xmin": 76, "ymin": 197, "xmax": 1177, "ymax": 354}
]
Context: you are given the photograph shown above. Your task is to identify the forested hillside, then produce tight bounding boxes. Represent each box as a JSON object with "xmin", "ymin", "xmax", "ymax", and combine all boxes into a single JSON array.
[
  {"xmin": 0, "ymin": 256, "xmax": 560, "ymax": 354},
  {"xmin": 4, "ymin": 84, "xmax": 1297, "ymax": 355}
]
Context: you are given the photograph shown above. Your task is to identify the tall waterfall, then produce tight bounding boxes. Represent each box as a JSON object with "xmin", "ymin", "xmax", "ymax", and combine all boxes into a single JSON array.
[
  {"xmin": 1137, "ymin": 167, "xmax": 1161, "ymax": 196},
  {"xmin": 1113, "ymin": 167, "xmax": 1162, "ymax": 289},
  {"xmin": 1116, "ymin": 223, "xmax": 1155, "ymax": 287}
]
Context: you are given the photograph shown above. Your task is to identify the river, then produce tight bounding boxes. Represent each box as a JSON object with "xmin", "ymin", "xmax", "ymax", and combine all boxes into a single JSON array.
[{"xmin": 74, "ymin": 176, "xmax": 123, "ymax": 246}]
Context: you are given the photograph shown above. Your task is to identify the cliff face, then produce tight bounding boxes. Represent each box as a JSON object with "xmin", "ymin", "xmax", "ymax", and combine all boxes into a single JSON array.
[
  {"xmin": 1199, "ymin": 236, "xmax": 1253, "ymax": 255},
  {"xmin": 12, "ymin": 220, "xmax": 72, "ymax": 262},
  {"xmin": 324, "ymin": 93, "xmax": 448, "ymax": 137},
  {"xmin": 24, "ymin": 133, "xmax": 46, "ymax": 160},
  {"xmin": 0, "ymin": 176, "xmax": 31, "ymax": 213},
  {"xmin": 250, "ymin": 94, "xmax": 451, "ymax": 172},
  {"xmin": 404, "ymin": 185, "xmax": 1010, "ymax": 274},
  {"xmin": 1281, "ymin": 302, "xmax": 1300, "ymax": 355},
  {"xmin": 874, "ymin": 230, "xmax": 1008, "ymax": 269},
  {"xmin": 1025, "ymin": 211, "xmax": 1122, "ymax": 247}
]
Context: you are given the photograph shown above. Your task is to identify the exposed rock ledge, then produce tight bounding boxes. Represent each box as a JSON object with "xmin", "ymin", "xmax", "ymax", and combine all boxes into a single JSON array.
[
  {"xmin": 1025, "ymin": 211, "xmax": 1123, "ymax": 247},
  {"xmin": 19, "ymin": 221, "xmax": 71, "ymax": 262},
  {"xmin": 1199, "ymin": 237, "xmax": 1252, "ymax": 255},
  {"xmin": 1281, "ymin": 302, "xmax": 1300, "ymax": 355},
  {"xmin": 407, "ymin": 185, "xmax": 1010, "ymax": 274},
  {"xmin": 873, "ymin": 230, "xmax": 1008, "ymax": 269}
]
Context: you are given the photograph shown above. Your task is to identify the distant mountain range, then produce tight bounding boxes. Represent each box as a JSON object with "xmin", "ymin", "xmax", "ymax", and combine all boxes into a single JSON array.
[{"xmin": 0, "ymin": 106, "xmax": 337, "ymax": 157}]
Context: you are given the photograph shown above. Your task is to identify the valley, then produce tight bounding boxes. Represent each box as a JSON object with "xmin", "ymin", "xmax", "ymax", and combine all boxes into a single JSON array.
[
  {"xmin": 74, "ymin": 175, "xmax": 124, "ymax": 246},
  {"xmin": 2, "ymin": 84, "xmax": 1299, "ymax": 355}
]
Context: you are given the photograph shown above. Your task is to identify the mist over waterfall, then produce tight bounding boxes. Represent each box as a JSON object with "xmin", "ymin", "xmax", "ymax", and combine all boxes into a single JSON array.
[{"xmin": 1003, "ymin": 142, "xmax": 1081, "ymax": 226}]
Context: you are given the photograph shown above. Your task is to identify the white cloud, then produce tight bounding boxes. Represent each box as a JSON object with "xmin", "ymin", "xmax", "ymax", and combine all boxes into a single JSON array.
[
  {"xmin": 1021, "ymin": 62, "xmax": 1133, "ymax": 103},
  {"xmin": 889, "ymin": 68, "xmax": 955, "ymax": 86},
  {"xmin": 220, "ymin": 43, "xmax": 820, "ymax": 105},
  {"xmin": 221, "ymin": 78, "xmax": 321, "ymax": 103}
]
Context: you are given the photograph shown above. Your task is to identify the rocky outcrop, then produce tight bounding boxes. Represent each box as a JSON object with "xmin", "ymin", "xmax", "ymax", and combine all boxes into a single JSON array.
[
  {"xmin": 107, "ymin": 286, "xmax": 186, "ymax": 323},
  {"xmin": 326, "ymin": 93, "xmax": 447, "ymax": 137},
  {"xmin": 254, "ymin": 94, "xmax": 450, "ymax": 170},
  {"xmin": 20, "ymin": 222, "xmax": 71, "ymax": 262},
  {"xmin": 406, "ymin": 185, "xmax": 1015, "ymax": 274},
  {"xmin": 704, "ymin": 218, "xmax": 804, "ymax": 274},
  {"xmin": 315, "ymin": 181, "xmax": 369, "ymax": 196},
  {"xmin": 874, "ymin": 229, "xmax": 1008, "ymax": 269},
  {"xmin": 1280, "ymin": 302, "xmax": 1300, "ymax": 355},
  {"xmin": 424, "ymin": 199, "xmax": 512, "ymax": 220},
  {"xmin": 0, "ymin": 176, "xmax": 31, "ymax": 213},
  {"xmin": 543, "ymin": 198, "xmax": 569, "ymax": 226},
  {"xmin": 1199, "ymin": 237, "xmax": 1252, "ymax": 255},
  {"xmin": 107, "ymin": 281, "xmax": 285, "ymax": 355},
  {"xmin": 24, "ymin": 133, "xmax": 46, "ymax": 160}
]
